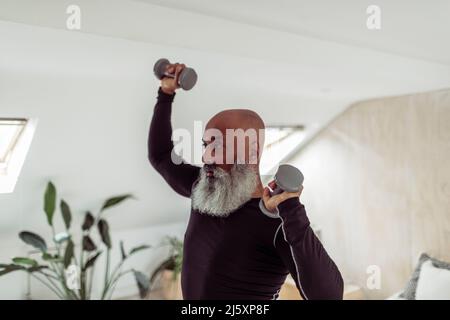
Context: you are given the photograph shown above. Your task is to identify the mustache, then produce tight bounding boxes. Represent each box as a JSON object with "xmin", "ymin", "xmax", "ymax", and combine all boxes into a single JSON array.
[
  {"xmin": 202, "ymin": 164, "xmax": 227, "ymax": 179},
  {"xmin": 203, "ymin": 164, "xmax": 217, "ymax": 172}
]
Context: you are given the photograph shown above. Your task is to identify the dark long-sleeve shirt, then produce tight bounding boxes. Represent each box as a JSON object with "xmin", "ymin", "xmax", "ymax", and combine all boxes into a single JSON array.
[{"xmin": 148, "ymin": 87, "xmax": 344, "ymax": 300}]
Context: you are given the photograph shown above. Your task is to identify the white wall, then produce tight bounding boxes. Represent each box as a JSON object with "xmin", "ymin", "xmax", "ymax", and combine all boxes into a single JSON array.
[{"xmin": 289, "ymin": 88, "xmax": 450, "ymax": 299}]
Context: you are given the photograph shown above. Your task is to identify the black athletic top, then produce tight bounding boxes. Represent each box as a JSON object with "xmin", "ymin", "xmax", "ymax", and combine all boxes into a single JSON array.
[{"xmin": 148, "ymin": 87, "xmax": 344, "ymax": 300}]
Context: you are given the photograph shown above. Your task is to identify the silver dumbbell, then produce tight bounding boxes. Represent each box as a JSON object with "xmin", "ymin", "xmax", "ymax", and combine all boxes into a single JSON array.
[
  {"xmin": 259, "ymin": 164, "xmax": 304, "ymax": 216},
  {"xmin": 153, "ymin": 58, "xmax": 198, "ymax": 90}
]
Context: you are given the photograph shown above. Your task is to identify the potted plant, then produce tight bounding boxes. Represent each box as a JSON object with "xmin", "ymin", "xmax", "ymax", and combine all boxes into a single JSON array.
[
  {"xmin": 149, "ymin": 236, "xmax": 183, "ymax": 299},
  {"xmin": 0, "ymin": 182, "xmax": 151, "ymax": 300}
]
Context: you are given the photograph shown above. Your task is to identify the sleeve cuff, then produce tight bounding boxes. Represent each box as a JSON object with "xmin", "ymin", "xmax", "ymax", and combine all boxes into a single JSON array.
[
  {"xmin": 157, "ymin": 87, "xmax": 176, "ymax": 103},
  {"xmin": 269, "ymin": 197, "xmax": 302, "ymax": 216},
  {"xmin": 278, "ymin": 197, "xmax": 302, "ymax": 212}
]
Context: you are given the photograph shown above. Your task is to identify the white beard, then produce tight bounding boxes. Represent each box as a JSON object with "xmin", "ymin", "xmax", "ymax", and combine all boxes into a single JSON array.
[{"xmin": 191, "ymin": 164, "xmax": 258, "ymax": 217}]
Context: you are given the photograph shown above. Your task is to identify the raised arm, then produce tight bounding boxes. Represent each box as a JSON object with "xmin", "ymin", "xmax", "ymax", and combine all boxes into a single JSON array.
[
  {"xmin": 148, "ymin": 64, "xmax": 200, "ymax": 197},
  {"xmin": 274, "ymin": 198, "xmax": 344, "ymax": 300}
]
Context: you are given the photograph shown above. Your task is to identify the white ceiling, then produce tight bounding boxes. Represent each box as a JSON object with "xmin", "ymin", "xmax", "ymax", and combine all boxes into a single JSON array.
[
  {"xmin": 0, "ymin": 0, "xmax": 449, "ymax": 232},
  {"xmin": 137, "ymin": 0, "xmax": 450, "ymax": 66}
]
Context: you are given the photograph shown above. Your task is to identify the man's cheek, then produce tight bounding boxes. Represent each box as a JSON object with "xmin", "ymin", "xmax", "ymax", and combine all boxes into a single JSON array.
[{"xmin": 216, "ymin": 164, "xmax": 232, "ymax": 172}]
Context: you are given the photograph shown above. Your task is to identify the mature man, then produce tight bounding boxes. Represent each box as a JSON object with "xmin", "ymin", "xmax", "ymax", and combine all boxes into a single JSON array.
[{"xmin": 148, "ymin": 63, "xmax": 343, "ymax": 300}]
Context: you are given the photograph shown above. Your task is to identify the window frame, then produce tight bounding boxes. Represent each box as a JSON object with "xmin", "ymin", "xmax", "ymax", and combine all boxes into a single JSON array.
[
  {"xmin": 0, "ymin": 118, "xmax": 28, "ymax": 169},
  {"xmin": 0, "ymin": 117, "xmax": 37, "ymax": 193}
]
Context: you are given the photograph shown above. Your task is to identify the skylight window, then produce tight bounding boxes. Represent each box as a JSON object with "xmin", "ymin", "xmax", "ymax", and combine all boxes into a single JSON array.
[
  {"xmin": 260, "ymin": 125, "xmax": 305, "ymax": 177},
  {"xmin": 0, "ymin": 119, "xmax": 27, "ymax": 172},
  {"xmin": 0, "ymin": 118, "xmax": 37, "ymax": 193}
]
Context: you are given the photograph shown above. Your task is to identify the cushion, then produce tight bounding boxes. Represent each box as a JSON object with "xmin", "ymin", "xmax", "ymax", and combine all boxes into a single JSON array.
[
  {"xmin": 416, "ymin": 260, "xmax": 450, "ymax": 300},
  {"xmin": 400, "ymin": 253, "xmax": 450, "ymax": 299}
]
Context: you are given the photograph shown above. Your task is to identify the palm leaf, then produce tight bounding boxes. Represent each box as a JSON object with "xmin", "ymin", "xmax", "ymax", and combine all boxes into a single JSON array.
[
  {"xmin": 82, "ymin": 236, "xmax": 97, "ymax": 252},
  {"xmin": 19, "ymin": 231, "xmax": 47, "ymax": 252},
  {"xmin": 83, "ymin": 252, "xmax": 102, "ymax": 271},
  {"xmin": 28, "ymin": 265, "xmax": 49, "ymax": 273},
  {"xmin": 63, "ymin": 240, "xmax": 74, "ymax": 268},
  {"xmin": 133, "ymin": 270, "xmax": 150, "ymax": 299},
  {"xmin": 0, "ymin": 264, "xmax": 25, "ymax": 276},
  {"xmin": 42, "ymin": 253, "xmax": 63, "ymax": 263},
  {"xmin": 60, "ymin": 199, "xmax": 72, "ymax": 229},
  {"xmin": 100, "ymin": 194, "xmax": 134, "ymax": 212},
  {"xmin": 81, "ymin": 212, "xmax": 94, "ymax": 231},
  {"xmin": 129, "ymin": 245, "xmax": 151, "ymax": 256},
  {"xmin": 12, "ymin": 257, "xmax": 38, "ymax": 267},
  {"xmin": 44, "ymin": 182, "xmax": 56, "ymax": 226},
  {"xmin": 97, "ymin": 219, "xmax": 111, "ymax": 248},
  {"xmin": 120, "ymin": 241, "xmax": 126, "ymax": 260}
]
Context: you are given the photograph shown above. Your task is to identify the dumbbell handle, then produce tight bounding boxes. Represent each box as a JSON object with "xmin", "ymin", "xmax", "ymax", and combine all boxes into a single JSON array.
[
  {"xmin": 258, "ymin": 185, "xmax": 285, "ymax": 218},
  {"xmin": 270, "ymin": 185, "xmax": 283, "ymax": 197},
  {"xmin": 161, "ymin": 71, "xmax": 178, "ymax": 79},
  {"xmin": 162, "ymin": 70, "xmax": 191, "ymax": 90}
]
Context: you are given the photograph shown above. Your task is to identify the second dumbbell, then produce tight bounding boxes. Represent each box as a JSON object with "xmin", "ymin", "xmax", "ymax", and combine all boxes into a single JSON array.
[{"xmin": 153, "ymin": 58, "xmax": 198, "ymax": 90}]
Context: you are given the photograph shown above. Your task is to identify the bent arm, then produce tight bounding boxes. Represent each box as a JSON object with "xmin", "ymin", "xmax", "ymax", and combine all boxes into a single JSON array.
[
  {"xmin": 275, "ymin": 198, "xmax": 344, "ymax": 300},
  {"xmin": 148, "ymin": 87, "xmax": 200, "ymax": 197}
]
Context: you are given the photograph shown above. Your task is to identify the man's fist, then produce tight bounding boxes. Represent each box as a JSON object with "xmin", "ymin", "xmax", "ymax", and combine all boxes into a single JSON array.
[
  {"xmin": 161, "ymin": 63, "xmax": 186, "ymax": 95},
  {"xmin": 262, "ymin": 180, "xmax": 303, "ymax": 214}
]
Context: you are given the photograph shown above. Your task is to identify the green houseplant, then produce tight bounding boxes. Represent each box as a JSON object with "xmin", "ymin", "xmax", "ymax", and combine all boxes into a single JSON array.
[
  {"xmin": 150, "ymin": 236, "xmax": 183, "ymax": 283},
  {"xmin": 149, "ymin": 236, "xmax": 183, "ymax": 299},
  {"xmin": 0, "ymin": 182, "xmax": 151, "ymax": 300}
]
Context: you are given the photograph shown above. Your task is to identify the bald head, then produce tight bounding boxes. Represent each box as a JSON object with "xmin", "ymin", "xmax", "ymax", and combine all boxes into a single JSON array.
[
  {"xmin": 207, "ymin": 109, "xmax": 265, "ymax": 133},
  {"xmin": 203, "ymin": 109, "xmax": 265, "ymax": 171}
]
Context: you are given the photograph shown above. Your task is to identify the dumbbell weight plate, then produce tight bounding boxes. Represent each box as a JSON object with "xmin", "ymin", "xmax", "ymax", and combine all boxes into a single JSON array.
[
  {"xmin": 178, "ymin": 68, "xmax": 198, "ymax": 90},
  {"xmin": 259, "ymin": 164, "xmax": 304, "ymax": 218},
  {"xmin": 153, "ymin": 58, "xmax": 170, "ymax": 80},
  {"xmin": 274, "ymin": 164, "xmax": 304, "ymax": 193}
]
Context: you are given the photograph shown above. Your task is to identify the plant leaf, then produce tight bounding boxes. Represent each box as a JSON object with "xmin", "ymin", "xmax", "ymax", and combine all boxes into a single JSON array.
[
  {"xmin": 42, "ymin": 253, "xmax": 63, "ymax": 263},
  {"xmin": 64, "ymin": 240, "xmax": 74, "ymax": 268},
  {"xmin": 19, "ymin": 231, "xmax": 47, "ymax": 252},
  {"xmin": 44, "ymin": 182, "xmax": 56, "ymax": 226},
  {"xmin": 28, "ymin": 265, "xmax": 49, "ymax": 273},
  {"xmin": 100, "ymin": 194, "xmax": 134, "ymax": 212},
  {"xmin": 83, "ymin": 252, "xmax": 102, "ymax": 271},
  {"xmin": 97, "ymin": 219, "xmax": 111, "ymax": 248},
  {"xmin": 81, "ymin": 212, "xmax": 94, "ymax": 231},
  {"xmin": 12, "ymin": 257, "xmax": 38, "ymax": 267},
  {"xmin": 133, "ymin": 269, "xmax": 150, "ymax": 299},
  {"xmin": 120, "ymin": 241, "xmax": 126, "ymax": 260},
  {"xmin": 0, "ymin": 264, "xmax": 25, "ymax": 276},
  {"xmin": 129, "ymin": 245, "xmax": 151, "ymax": 256},
  {"xmin": 82, "ymin": 235, "xmax": 97, "ymax": 252},
  {"xmin": 60, "ymin": 199, "xmax": 72, "ymax": 229},
  {"xmin": 149, "ymin": 258, "xmax": 176, "ymax": 285}
]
